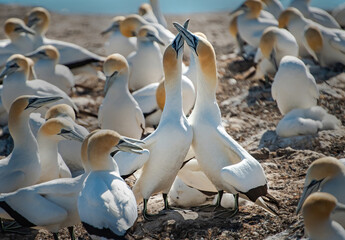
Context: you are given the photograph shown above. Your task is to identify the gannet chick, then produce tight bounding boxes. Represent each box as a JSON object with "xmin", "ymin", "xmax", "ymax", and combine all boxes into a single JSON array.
[
  {"xmin": 0, "ymin": 95, "xmax": 62, "ymax": 193},
  {"xmin": 127, "ymin": 25, "xmax": 164, "ymax": 91},
  {"xmin": 139, "ymin": 3, "xmax": 159, "ymax": 24},
  {"xmin": 26, "ymin": 45, "xmax": 75, "ymax": 94},
  {"xmin": 296, "ymin": 157, "xmax": 345, "ymax": 228},
  {"xmin": 25, "ymin": 7, "xmax": 105, "ymax": 69},
  {"xmin": 289, "ymin": 0, "xmax": 340, "ymax": 28},
  {"xmin": 131, "ymin": 30, "xmax": 193, "ymax": 220},
  {"xmin": 78, "ymin": 130, "xmax": 142, "ymax": 239},
  {"xmin": 101, "ymin": 16, "xmax": 137, "ymax": 57},
  {"xmin": 174, "ymin": 21, "xmax": 278, "ymax": 215},
  {"xmin": 332, "ymin": 2, "xmax": 345, "ymax": 28},
  {"xmin": 271, "ymin": 56, "xmax": 319, "ymax": 115},
  {"xmin": 150, "ymin": 0, "xmax": 167, "ymax": 28},
  {"xmin": 98, "ymin": 53, "xmax": 145, "ymax": 139},
  {"xmin": 302, "ymin": 192, "xmax": 345, "ymax": 240},
  {"xmin": 261, "ymin": 0, "xmax": 284, "ymax": 19},
  {"xmin": 0, "ymin": 54, "xmax": 77, "ymax": 115},
  {"xmin": 303, "ymin": 24, "xmax": 345, "ymax": 68},
  {"xmin": 254, "ymin": 26, "xmax": 298, "ymax": 79}
]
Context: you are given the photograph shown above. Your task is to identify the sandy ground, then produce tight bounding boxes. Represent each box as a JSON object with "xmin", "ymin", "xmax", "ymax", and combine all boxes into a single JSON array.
[{"xmin": 0, "ymin": 3, "xmax": 344, "ymax": 240}]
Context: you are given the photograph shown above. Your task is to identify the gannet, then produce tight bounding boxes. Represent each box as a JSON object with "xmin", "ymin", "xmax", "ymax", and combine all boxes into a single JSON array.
[
  {"xmin": 101, "ymin": 16, "xmax": 137, "ymax": 57},
  {"xmin": 174, "ymin": 21, "xmax": 277, "ymax": 215},
  {"xmin": 289, "ymin": 0, "xmax": 340, "ymax": 29},
  {"xmin": 271, "ymin": 56, "xmax": 319, "ymax": 115},
  {"xmin": 127, "ymin": 25, "xmax": 164, "ymax": 91},
  {"xmin": 131, "ymin": 30, "xmax": 193, "ymax": 220},
  {"xmin": 236, "ymin": 0, "xmax": 278, "ymax": 49},
  {"xmin": 78, "ymin": 130, "xmax": 142, "ymax": 239},
  {"xmin": 297, "ymin": 157, "xmax": 345, "ymax": 228},
  {"xmin": 25, "ymin": 7, "xmax": 105, "ymax": 68},
  {"xmin": 228, "ymin": 13, "xmax": 247, "ymax": 56},
  {"xmin": 26, "ymin": 45, "xmax": 75, "ymax": 94},
  {"xmin": 332, "ymin": 2, "xmax": 345, "ymax": 28},
  {"xmin": 303, "ymin": 24, "xmax": 345, "ymax": 68},
  {"xmin": 36, "ymin": 117, "xmax": 84, "ymax": 183},
  {"xmin": 139, "ymin": 3, "xmax": 159, "ymax": 24},
  {"xmin": 302, "ymin": 192, "xmax": 345, "ymax": 240},
  {"xmin": 0, "ymin": 54, "xmax": 77, "ymax": 115},
  {"xmin": 150, "ymin": 0, "xmax": 167, "ymax": 28},
  {"xmin": 98, "ymin": 53, "xmax": 145, "ymax": 139},
  {"xmin": 0, "ymin": 95, "xmax": 62, "ymax": 193},
  {"xmin": 261, "ymin": 0, "xmax": 284, "ymax": 19},
  {"xmin": 254, "ymin": 26, "xmax": 298, "ymax": 79}
]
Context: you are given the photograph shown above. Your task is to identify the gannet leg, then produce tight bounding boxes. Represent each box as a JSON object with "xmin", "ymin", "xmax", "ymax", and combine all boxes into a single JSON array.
[
  {"xmin": 68, "ymin": 226, "xmax": 75, "ymax": 240},
  {"xmin": 162, "ymin": 193, "xmax": 182, "ymax": 211},
  {"xmin": 143, "ymin": 198, "xmax": 165, "ymax": 221},
  {"xmin": 53, "ymin": 233, "xmax": 59, "ymax": 240},
  {"xmin": 215, "ymin": 193, "xmax": 239, "ymax": 218},
  {"xmin": 0, "ymin": 219, "xmax": 23, "ymax": 233}
]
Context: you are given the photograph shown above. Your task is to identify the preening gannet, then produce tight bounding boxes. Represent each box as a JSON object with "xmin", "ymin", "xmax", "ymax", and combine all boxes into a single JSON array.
[
  {"xmin": 261, "ymin": 0, "xmax": 284, "ymax": 19},
  {"xmin": 174, "ymin": 21, "xmax": 277, "ymax": 215},
  {"xmin": 271, "ymin": 56, "xmax": 319, "ymax": 115},
  {"xmin": 131, "ymin": 28, "xmax": 193, "ymax": 220},
  {"xmin": 98, "ymin": 53, "xmax": 145, "ymax": 139},
  {"xmin": 297, "ymin": 157, "xmax": 345, "ymax": 228}
]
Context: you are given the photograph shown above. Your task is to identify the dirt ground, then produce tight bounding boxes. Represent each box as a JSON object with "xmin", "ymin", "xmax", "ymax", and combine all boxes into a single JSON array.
[{"xmin": 0, "ymin": 3, "xmax": 344, "ymax": 240}]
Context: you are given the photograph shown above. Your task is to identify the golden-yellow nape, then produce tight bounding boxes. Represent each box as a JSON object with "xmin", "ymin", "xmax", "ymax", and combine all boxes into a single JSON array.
[
  {"xmin": 138, "ymin": 3, "xmax": 152, "ymax": 16},
  {"xmin": 6, "ymin": 54, "xmax": 30, "ymax": 73},
  {"xmin": 81, "ymin": 130, "xmax": 100, "ymax": 168},
  {"xmin": 306, "ymin": 157, "xmax": 343, "ymax": 184},
  {"xmin": 45, "ymin": 104, "xmax": 75, "ymax": 121},
  {"xmin": 278, "ymin": 8, "xmax": 301, "ymax": 28},
  {"xmin": 260, "ymin": 27, "xmax": 276, "ymax": 59},
  {"xmin": 40, "ymin": 118, "xmax": 72, "ymax": 136},
  {"xmin": 25, "ymin": 7, "xmax": 50, "ymax": 34},
  {"xmin": 196, "ymin": 37, "xmax": 217, "ymax": 82},
  {"xmin": 244, "ymin": 0, "xmax": 263, "ymax": 18},
  {"xmin": 43, "ymin": 45, "xmax": 60, "ymax": 61},
  {"xmin": 156, "ymin": 81, "xmax": 165, "ymax": 111},
  {"xmin": 103, "ymin": 53, "xmax": 128, "ymax": 77},
  {"xmin": 163, "ymin": 44, "xmax": 178, "ymax": 78},
  {"xmin": 303, "ymin": 192, "xmax": 337, "ymax": 224},
  {"xmin": 304, "ymin": 25, "xmax": 323, "ymax": 53},
  {"xmin": 194, "ymin": 32, "xmax": 207, "ymax": 40},
  {"xmin": 4, "ymin": 18, "xmax": 26, "ymax": 38},
  {"xmin": 119, "ymin": 14, "xmax": 143, "ymax": 37}
]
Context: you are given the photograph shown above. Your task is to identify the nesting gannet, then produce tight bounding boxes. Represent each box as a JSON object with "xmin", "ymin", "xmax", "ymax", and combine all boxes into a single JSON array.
[
  {"xmin": 0, "ymin": 54, "xmax": 77, "ymax": 115},
  {"xmin": 26, "ymin": 45, "xmax": 75, "ymax": 94},
  {"xmin": 289, "ymin": 0, "xmax": 340, "ymax": 29},
  {"xmin": 150, "ymin": 0, "xmax": 167, "ymax": 28},
  {"xmin": 78, "ymin": 130, "xmax": 142, "ymax": 239},
  {"xmin": 25, "ymin": 7, "xmax": 105, "ymax": 68},
  {"xmin": 101, "ymin": 16, "xmax": 137, "ymax": 57},
  {"xmin": 127, "ymin": 25, "xmax": 164, "ymax": 91},
  {"xmin": 296, "ymin": 157, "xmax": 345, "ymax": 228},
  {"xmin": 139, "ymin": 3, "xmax": 159, "ymax": 24},
  {"xmin": 174, "ymin": 21, "xmax": 277, "ymax": 215},
  {"xmin": 271, "ymin": 56, "xmax": 319, "ymax": 115},
  {"xmin": 276, "ymin": 106, "xmax": 341, "ymax": 137},
  {"xmin": 303, "ymin": 24, "xmax": 345, "ymax": 68},
  {"xmin": 302, "ymin": 192, "xmax": 345, "ymax": 240},
  {"xmin": 235, "ymin": 0, "xmax": 278, "ymax": 49},
  {"xmin": 261, "ymin": 0, "xmax": 284, "ymax": 19},
  {"xmin": 254, "ymin": 26, "xmax": 298, "ymax": 79},
  {"xmin": 332, "ymin": 2, "xmax": 345, "ymax": 28},
  {"xmin": 98, "ymin": 53, "xmax": 145, "ymax": 139},
  {"xmin": 131, "ymin": 31, "xmax": 193, "ymax": 220},
  {"xmin": 0, "ymin": 95, "xmax": 62, "ymax": 193}
]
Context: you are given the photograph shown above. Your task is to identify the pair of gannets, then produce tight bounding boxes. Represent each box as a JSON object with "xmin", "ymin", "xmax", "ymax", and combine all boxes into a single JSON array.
[
  {"xmin": 0, "ymin": 54, "xmax": 77, "ymax": 115},
  {"xmin": 272, "ymin": 56, "xmax": 319, "ymax": 115},
  {"xmin": 174, "ymin": 22, "xmax": 277, "ymax": 214},
  {"xmin": 254, "ymin": 26, "xmax": 298, "ymax": 79},
  {"xmin": 98, "ymin": 53, "xmax": 145, "ymax": 139},
  {"xmin": 289, "ymin": 0, "xmax": 340, "ymax": 29}
]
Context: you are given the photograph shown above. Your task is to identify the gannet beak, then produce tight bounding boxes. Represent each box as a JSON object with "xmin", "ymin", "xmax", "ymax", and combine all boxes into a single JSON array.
[
  {"xmin": 104, "ymin": 71, "xmax": 118, "ymax": 95},
  {"xmin": 58, "ymin": 128, "xmax": 85, "ymax": 142},
  {"xmin": 296, "ymin": 179, "xmax": 324, "ymax": 214},
  {"xmin": 26, "ymin": 96, "xmax": 63, "ymax": 110},
  {"xmin": 101, "ymin": 23, "xmax": 117, "ymax": 36},
  {"xmin": 172, "ymin": 19, "xmax": 190, "ymax": 54},
  {"xmin": 113, "ymin": 138, "xmax": 144, "ymax": 154},
  {"xmin": 25, "ymin": 49, "xmax": 45, "ymax": 59},
  {"xmin": 0, "ymin": 63, "xmax": 19, "ymax": 79},
  {"xmin": 229, "ymin": 3, "xmax": 246, "ymax": 16},
  {"xmin": 21, "ymin": 24, "xmax": 36, "ymax": 35},
  {"xmin": 173, "ymin": 22, "xmax": 199, "ymax": 54},
  {"xmin": 122, "ymin": 136, "xmax": 145, "ymax": 145},
  {"xmin": 255, "ymin": 197, "xmax": 279, "ymax": 216},
  {"xmin": 26, "ymin": 17, "xmax": 39, "ymax": 28},
  {"xmin": 147, "ymin": 33, "xmax": 165, "ymax": 46},
  {"xmin": 334, "ymin": 202, "xmax": 345, "ymax": 213}
]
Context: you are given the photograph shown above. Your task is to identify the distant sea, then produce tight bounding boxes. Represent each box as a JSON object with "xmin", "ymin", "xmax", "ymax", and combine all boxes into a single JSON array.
[{"xmin": 0, "ymin": 0, "xmax": 344, "ymax": 15}]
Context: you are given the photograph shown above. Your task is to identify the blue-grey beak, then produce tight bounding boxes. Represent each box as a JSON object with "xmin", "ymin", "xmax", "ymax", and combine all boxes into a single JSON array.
[
  {"xmin": 26, "ymin": 96, "xmax": 63, "ymax": 110},
  {"xmin": 172, "ymin": 19, "xmax": 190, "ymax": 54},
  {"xmin": 59, "ymin": 128, "xmax": 85, "ymax": 142},
  {"xmin": 173, "ymin": 21, "xmax": 199, "ymax": 55}
]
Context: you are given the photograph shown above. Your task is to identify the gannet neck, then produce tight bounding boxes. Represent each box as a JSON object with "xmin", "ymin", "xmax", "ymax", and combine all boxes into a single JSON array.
[
  {"xmin": 245, "ymin": 0, "xmax": 263, "ymax": 19},
  {"xmin": 260, "ymin": 27, "xmax": 277, "ymax": 59},
  {"xmin": 37, "ymin": 133, "xmax": 59, "ymax": 180},
  {"xmin": 150, "ymin": 0, "xmax": 167, "ymax": 27},
  {"xmin": 229, "ymin": 16, "xmax": 239, "ymax": 38},
  {"xmin": 304, "ymin": 25, "xmax": 323, "ymax": 53},
  {"xmin": 107, "ymin": 73, "xmax": 130, "ymax": 95}
]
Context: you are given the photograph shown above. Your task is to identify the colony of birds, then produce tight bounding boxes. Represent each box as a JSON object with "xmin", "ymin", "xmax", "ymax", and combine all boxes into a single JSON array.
[{"xmin": 0, "ymin": 0, "xmax": 344, "ymax": 239}]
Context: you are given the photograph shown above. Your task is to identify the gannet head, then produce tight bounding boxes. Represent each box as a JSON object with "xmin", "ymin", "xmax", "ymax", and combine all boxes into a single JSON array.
[
  {"xmin": 103, "ymin": 53, "xmax": 129, "ymax": 94},
  {"xmin": 40, "ymin": 117, "xmax": 84, "ymax": 142},
  {"xmin": 45, "ymin": 104, "xmax": 76, "ymax": 121},
  {"xmin": 244, "ymin": 0, "xmax": 264, "ymax": 18},
  {"xmin": 87, "ymin": 130, "xmax": 144, "ymax": 171},
  {"xmin": 296, "ymin": 157, "xmax": 344, "ymax": 214},
  {"xmin": 302, "ymin": 192, "xmax": 345, "ymax": 234},
  {"xmin": 0, "ymin": 54, "xmax": 31, "ymax": 79},
  {"xmin": 304, "ymin": 25, "xmax": 323, "ymax": 62},
  {"xmin": 120, "ymin": 14, "xmax": 145, "ymax": 37},
  {"xmin": 25, "ymin": 7, "xmax": 50, "ymax": 35},
  {"xmin": 138, "ymin": 3, "xmax": 153, "ymax": 16},
  {"xmin": 260, "ymin": 26, "xmax": 279, "ymax": 70},
  {"xmin": 101, "ymin": 16, "xmax": 125, "ymax": 35},
  {"xmin": 81, "ymin": 130, "xmax": 100, "ymax": 172},
  {"xmin": 137, "ymin": 25, "xmax": 164, "ymax": 45},
  {"xmin": 278, "ymin": 7, "xmax": 303, "ymax": 29},
  {"xmin": 26, "ymin": 45, "xmax": 60, "ymax": 64},
  {"xmin": 4, "ymin": 18, "xmax": 35, "ymax": 40}
]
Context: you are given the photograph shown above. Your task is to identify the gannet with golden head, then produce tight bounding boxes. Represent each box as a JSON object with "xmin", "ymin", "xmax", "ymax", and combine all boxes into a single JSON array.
[
  {"xmin": 271, "ymin": 56, "xmax": 319, "ymax": 115},
  {"xmin": 303, "ymin": 24, "xmax": 345, "ymax": 67},
  {"xmin": 26, "ymin": 45, "xmax": 75, "ymax": 94},
  {"xmin": 98, "ymin": 53, "xmax": 145, "ymax": 139},
  {"xmin": 25, "ymin": 7, "xmax": 105, "ymax": 69},
  {"xmin": 0, "ymin": 54, "xmax": 77, "ymax": 115},
  {"xmin": 126, "ymin": 25, "xmax": 164, "ymax": 91},
  {"xmin": 139, "ymin": 3, "xmax": 159, "ymax": 24},
  {"xmin": 101, "ymin": 16, "xmax": 137, "ymax": 57},
  {"xmin": 174, "ymin": 21, "xmax": 278, "ymax": 216},
  {"xmin": 131, "ymin": 29, "xmax": 193, "ymax": 220},
  {"xmin": 297, "ymin": 157, "xmax": 345, "ymax": 228},
  {"xmin": 78, "ymin": 130, "xmax": 142, "ymax": 238},
  {"xmin": 261, "ymin": 0, "xmax": 284, "ymax": 19},
  {"xmin": 302, "ymin": 192, "xmax": 345, "ymax": 240},
  {"xmin": 289, "ymin": 0, "xmax": 340, "ymax": 29},
  {"xmin": 0, "ymin": 95, "xmax": 62, "ymax": 193}
]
